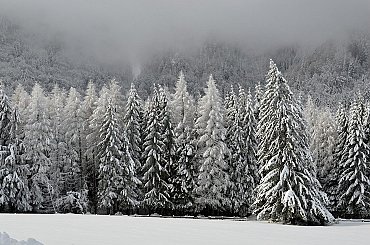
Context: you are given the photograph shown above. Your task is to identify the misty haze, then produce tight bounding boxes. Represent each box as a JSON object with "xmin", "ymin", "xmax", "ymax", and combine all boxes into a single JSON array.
[{"xmin": 0, "ymin": 0, "xmax": 370, "ymax": 245}]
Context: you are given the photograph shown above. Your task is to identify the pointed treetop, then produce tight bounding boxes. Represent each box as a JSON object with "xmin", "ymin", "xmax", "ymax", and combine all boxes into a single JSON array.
[{"xmin": 179, "ymin": 70, "xmax": 185, "ymax": 80}]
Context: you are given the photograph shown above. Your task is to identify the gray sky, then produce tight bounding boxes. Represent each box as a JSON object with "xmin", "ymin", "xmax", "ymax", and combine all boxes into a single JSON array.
[{"xmin": 1, "ymin": 0, "xmax": 369, "ymax": 65}]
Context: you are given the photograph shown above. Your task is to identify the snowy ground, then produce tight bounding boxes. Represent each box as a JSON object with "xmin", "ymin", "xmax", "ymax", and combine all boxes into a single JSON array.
[{"xmin": 0, "ymin": 214, "xmax": 369, "ymax": 245}]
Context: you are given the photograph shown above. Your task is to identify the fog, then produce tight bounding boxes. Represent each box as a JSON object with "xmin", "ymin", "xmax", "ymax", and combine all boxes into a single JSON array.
[{"xmin": 1, "ymin": 0, "xmax": 369, "ymax": 65}]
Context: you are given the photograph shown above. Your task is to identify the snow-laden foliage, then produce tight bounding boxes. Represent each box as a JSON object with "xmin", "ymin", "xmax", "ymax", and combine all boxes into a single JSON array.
[
  {"xmin": 254, "ymin": 60, "xmax": 334, "ymax": 225},
  {"xmin": 170, "ymin": 72, "xmax": 196, "ymax": 212},
  {"xmin": 141, "ymin": 85, "xmax": 171, "ymax": 212},
  {"xmin": 123, "ymin": 83, "xmax": 144, "ymax": 178},
  {"xmin": 95, "ymin": 82, "xmax": 138, "ymax": 213},
  {"xmin": 337, "ymin": 97, "xmax": 370, "ymax": 217},
  {"xmin": 226, "ymin": 86, "xmax": 259, "ymax": 215},
  {"xmin": 0, "ymin": 84, "xmax": 31, "ymax": 212},
  {"xmin": 325, "ymin": 103, "xmax": 348, "ymax": 212},
  {"xmin": 310, "ymin": 108, "xmax": 337, "ymax": 185},
  {"xmin": 23, "ymin": 83, "xmax": 55, "ymax": 212},
  {"xmin": 195, "ymin": 75, "xmax": 230, "ymax": 213}
]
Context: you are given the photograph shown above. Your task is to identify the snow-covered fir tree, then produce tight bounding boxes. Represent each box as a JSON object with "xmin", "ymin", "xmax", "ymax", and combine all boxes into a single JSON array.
[
  {"xmin": 158, "ymin": 86, "xmax": 177, "ymax": 210},
  {"xmin": 57, "ymin": 87, "xmax": 88, "ymax": 212},
  {"xmin": 0, "ymin": 83, "xmax": 31, "ymax": 212},
  {"xmin": 325, "ymin": 103, "xmax": 348, "ymax": 212},
  {"xmin": 23, "ymin": 83, "xmax": 54, "ymax": 212},
  {"xmin": 254, "ymin": 60, "xmax": 333, "ymax": 225},
  {"xmin": 170, "ymin": 72, "xmax": 196, "ymax": 212},
  {"xmin": 97, "ymin": 98, "xmax": 137, "ymax": 214},
  {"xmin": 80, "ymin": 81, "xmax": 98, "ymax": 212},
  {"xmin": 238, "ymin": 87, "xmax": 259, "ymax": 215},
  {"xmin": 141, "ymin": 85, "xmax": 171, "ymax": 213},
  {"xmin": 123, "ymin": 83, "xmax": 144, "ymax": 183},
  {"xmin": 194, "ymin": 75, "xmax": 230, "ymax": 214},
  {"xmin": 337, "ymin": 97, "xmax": 370, "ymax": 217},
  {"xmin": 47, "ymin": 84, "xmax": 66, "ymax": 207}
]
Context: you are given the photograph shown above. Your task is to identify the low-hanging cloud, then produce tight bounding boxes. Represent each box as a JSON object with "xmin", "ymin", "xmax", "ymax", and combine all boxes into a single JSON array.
[{"xmin": 0, "ymin": 0, "xmax": 369, "ymax": 65}]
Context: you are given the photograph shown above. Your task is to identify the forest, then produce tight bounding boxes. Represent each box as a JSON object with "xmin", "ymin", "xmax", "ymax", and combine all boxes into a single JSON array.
[
  {"xmin": 0, "ymin": 14, "xmax": 370, "ymax": 226},
  {"xmin": 0, "ymin": 56, "xmax": 369, "ymax": 226}
]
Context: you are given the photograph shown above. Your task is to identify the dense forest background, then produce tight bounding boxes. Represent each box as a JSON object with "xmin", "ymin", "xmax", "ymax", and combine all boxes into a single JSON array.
[{"xmin": 1, "ymin": 17, "xmax": 369, "ymax": 107}]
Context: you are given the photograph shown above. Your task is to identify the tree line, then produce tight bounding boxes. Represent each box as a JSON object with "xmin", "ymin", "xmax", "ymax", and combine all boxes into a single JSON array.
[{"xmin": 0, "ymin": 60, "xmax": 369, "ymax": 225}]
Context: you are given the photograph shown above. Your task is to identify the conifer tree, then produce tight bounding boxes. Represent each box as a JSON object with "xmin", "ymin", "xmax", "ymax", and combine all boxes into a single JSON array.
[
  {"xmin": 170, "ymin": 72, "xmax": 196, "ymax": 212},
  {"xmin": 254, "ymin": 60, "xmax": 333, "ymax": 225},
  {"xmin": 158, "ymin": 86, "xmax": 176, "ymax": 210},
  {"xmin": 23, "ymin": 83, "xmax": 54, "ymax": 212},
  {"xmin": 56, "ymin": 87, "xmax": 88, "ymax": 213},
  {"xmin": 239, "ymin": 88, "xmax": 259, "ymax": 214},
  {"xmin": 195, "ymin": 75, "xmax": 230, "ymax": 213},
  {"xmin": 123, "ymin": 83, "xmax": 144, "ymax": 180},
  {"xmin": 141, "ymin": 85, "xmax": 171, "ymax": 213},
  {"xmin": 326, "ymin": 103, "xmax": 348, "ymax": 212},
  {"xmin": 97, "ymin": 99, "xmax": 137, "ymax": 214},
  {"xmin": 81, "ymin": 81, "xmax": 98, "ymax": 212},
  {"xmin": 48, "ymin": 84, "xmax": 66, "ymax": 205},
  {"xmin": 0, "ymin": 83, "xmax": 31, "ymax": 212},
  {"xmin": 337, "ymin": 98, "xmax": 370, "ymax": 217}
]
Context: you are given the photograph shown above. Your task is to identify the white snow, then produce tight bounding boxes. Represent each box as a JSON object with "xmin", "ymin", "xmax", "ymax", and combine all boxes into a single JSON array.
[{"xmin": 0, "ymin": 214, "xmax": 369, "ymax": 245}]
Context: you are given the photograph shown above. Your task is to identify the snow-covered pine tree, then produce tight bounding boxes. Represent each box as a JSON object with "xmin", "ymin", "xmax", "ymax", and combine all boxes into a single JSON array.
[
  {"xmin": 97, "ymin": 98, "xmax": 137, "ymax": 214},
  {"xmin": 337, "ymin": 97, "xmax": 370, "ymax": 218},
  {"xmin": 57, "ymin": 87, "xmax": 88, "ymax": 213},
  {"xmin": 325, "ymin": 103, "xmax": 348, "ymax": 212},
  {"xmin": 0, "ymin": 82, "xmax": 12, "ymax": 147},
  {"xmin": 194, "ymin": 75, "xmax": 230, "ymax": 214},
  {"xmin": 23, "ymin": 83, "xmax": 54, "ymax": 212},
  {"xmin": 225, "ymin": 85, "xmax": 242, "ymax": 215},
  {"xmin": 0, "ymin": 83, "xmax": 31, "ymax": 212},
  {"xmin": 81, "ymin": 81, "xmax": 98, "ymax": 212},
  {"xmin": 158, "ymin": 85, "xmax": 176, "ymax": 212},
  {"xmin": 48, "ymin": 84, "xmax": 66, "ymax": 207},
  {"xmin": 254, "ymin": 60, "xmax": 333, "ymax": 225},
  {"xmin": 170, "ymin": 71, "xmax": 196, "ymax": 213},
  {"xmin": 0, "ymin": 103, "xmax": 31, "ymax": 212},
  {"xmin": 123, "ymin": 83, "xmax": 144, "ymax": 183},
  {"xmin": 141, "ymin": 85, "xmax": 171, "ymax": 213},
  {"xmin": 238, "ymin": 87, "xmax": 259, "ymax": 215}
]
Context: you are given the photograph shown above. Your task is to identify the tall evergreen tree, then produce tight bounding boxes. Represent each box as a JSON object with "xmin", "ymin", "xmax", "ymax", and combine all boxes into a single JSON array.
[
  {"xmin": 97, "ymin": 98, "xmax": 137, "ymax": 214},
  {"xmin": 194, "ymin": 75, "xmax": 230, "ymax": 214},
  {"xmin": 170, "ymin": 72, "xmax": 196, "ymax": 212},
  {"xmin": 123, "ymin": 83, "xmax": 144, "ymax": 181},
  {"xmin": 337, "ymin": 98, "xmax": 370, "ymax": 217},
  {"xmin": 158, "ymin": 86, "xmax": 177, "ymax": 211},
  {"xmin": 141, "ymin": 85, "xmax": 171, "ymax": 213},
  {"xmin": 254, "ymin": 60, "xmax": 333, "ymax": 225},
  {"xmin": 81, "ymin": 81, "xmax": 98, "ymax": 212},
  {"xmin": 326, "ymin": 103, "xmax": 348, "ymax": 212},
  {"xmin": 23, "ymin": 83, "xmax": 54, "ymax": 212},
  {"xmin": 0, "ymin": 83, "xmax": 31, "ymax": 212}
]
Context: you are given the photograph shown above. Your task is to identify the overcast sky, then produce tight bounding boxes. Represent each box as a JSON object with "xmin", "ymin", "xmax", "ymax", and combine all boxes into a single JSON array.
[{"xmin": 0, "ymin": 0, "xmax": 369, "ymax": 65}]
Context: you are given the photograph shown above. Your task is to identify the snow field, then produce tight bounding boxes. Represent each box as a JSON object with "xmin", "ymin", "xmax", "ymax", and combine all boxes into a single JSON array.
[{"xmin": 1, "ymin": 214, "xmax": 369, "ymax": 245}]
